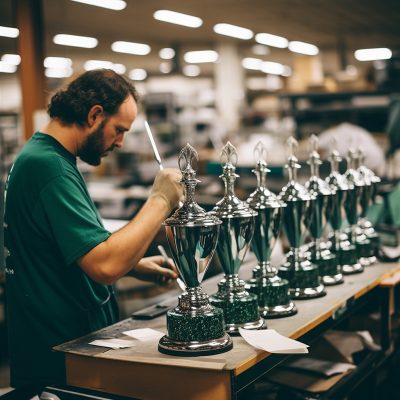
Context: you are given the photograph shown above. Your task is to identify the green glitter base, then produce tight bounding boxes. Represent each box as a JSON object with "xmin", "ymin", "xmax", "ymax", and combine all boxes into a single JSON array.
[
  {"xmin": 166, "ymin": 307, "xmax": 225, "ymax": 342},
  {"xmin": 278, "ymin": 262, "xmax": 321, "ymax": 289},
  {"xmin": 312, "ymin": 253, "xmax": 340, "ymax": 277}
]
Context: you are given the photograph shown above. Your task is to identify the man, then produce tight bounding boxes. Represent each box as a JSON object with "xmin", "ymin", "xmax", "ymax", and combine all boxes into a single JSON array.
[{"xmin": 3, "ymin": 69, "xmax": 183, "ymax": 393}]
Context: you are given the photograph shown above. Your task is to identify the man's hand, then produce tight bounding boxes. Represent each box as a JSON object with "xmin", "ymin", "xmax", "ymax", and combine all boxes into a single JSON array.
[
  {"xmin": 130, "ymin": 256, "xmax": 178, "ymax": 285},
  {"xmin": 150, "ymin": 168, "xmax": 184, "ymax": 211}
]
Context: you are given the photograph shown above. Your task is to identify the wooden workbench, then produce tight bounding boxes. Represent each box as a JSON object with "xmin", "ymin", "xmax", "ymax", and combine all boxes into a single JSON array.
[{"xmin": 55, "ymin": 259, "xmax": 400, "ymax": 400}]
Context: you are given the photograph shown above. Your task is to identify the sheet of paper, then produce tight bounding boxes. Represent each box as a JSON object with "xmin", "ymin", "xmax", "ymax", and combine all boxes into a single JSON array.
[
  {"xmin": 89, "ymin": 338, "xmax": 136, "ymax": 349},
  {"xmin": 239, "ymin": 328, "xmax": 309, "ymax": 354},
  {"xmin": 123, "ymin": 328, "xmax": 165, "ymax": 341}
]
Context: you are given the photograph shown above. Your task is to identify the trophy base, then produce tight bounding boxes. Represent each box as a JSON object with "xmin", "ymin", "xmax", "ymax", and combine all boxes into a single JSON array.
[
  {"xmin": 210, "ymin": 277, "xmax": 263, "ymax": 332},
  {"xmin": 225, "ymin": 317, "xmax": 265, "ymax": 335},
  {"xmin": 322, "ymin": 273, "xmax": 344, "ymax": 286},
  {"xmin": 334, "ymin": 243, "xmax": 364, "ymax": 275},
  {"xmin": 342, "ymin": 263, "xmax": 364, "ymax": 274},
  {"xmin": 158, "ymin": 333, "xmax": 233, "ymax": 356},
  {"xmin": 259, "ymin": 302, "xmax": 297, "ymax": 319},
  {"xmin": 278, "ymin": 260, "xmax": 326, "ymax": 299},
  {"xmin": 312, "ymin": 251, "xmax": 343, "ymax": 286},
  {"xmin": 246, "ymin": 274, "xmax": 297, "ymax": 319}
]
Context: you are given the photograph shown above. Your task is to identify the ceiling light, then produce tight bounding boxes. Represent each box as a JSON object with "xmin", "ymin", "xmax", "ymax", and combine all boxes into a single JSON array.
[
  {"xmin": 0, "ymin": 61, "xmax": 17, "ymax": 73},
  {"xmin": 0, "ymin": 26, "xmax": 19, "ymax": 38},
  {"xmin": 45, "ymin": 67, "xmax": 73, "ymax": 78},
  {"xmin": 354, "ymin": 48, "xmax": 392, "ymax": 61},
  {"xmin": 153, "ymin": 10, "xmax": 202, "ymax": 28},
  {"xmin": 183, "ymin": 65, "xmax": 200, "ymax": 77},
  {"xmin": 261, "ymin": 61, "xmax": 285, "ymax": 75},
  {"xmin": 184, "ymin": 50, "xmax": 218, "ymax": 63},
  {"xmin": 111, "ymin": 41, "xmax": 151, "ymax": 55},
  {"xmin": 129, "ymin": 68, "xmax": 147, "ymax": 81},
  {"xmin": 44, "ymin": 57, "xmax": 72, "ymax": 68},
  {"xmin": 160, "ymin": 62, "xmax": 172, "ymax": 74},
  {"xmin": 213, "ymin": 23, "xmax": 253, "ymax": 40},
  {"xmin": 53, "ymin": 34, "xmax": 98, "ymax": 48},
  {"xmin": 288, "ymin": 41, "xmax": 319, "ymax": 55},
  {"xmin": 1, "ymin": 54, "xmax": 21, "ymax": 65},
  {"xmin": 282, "ymin": 66, "xmax": 292, "ymax": 77},
  {"xmin": 255, "ymin": 33, "xmax": 288, "ymax": 48},
  {"xmin": 159, "ymin": 48, "xmax": 175, "ymax": 60},
  {"xmin": 71, "ymin": 0, "xmax": 126, "ymax": 10},
  {"xmin": 84, "ymin": 60, "xmax": 126, "ymax": 74},
  {"xmin": 251, "ymin": 44, "xmax": 270, "ymax": 56},
  {"xmin": 242, "ymin": 57, "xmax": 263, "ymax": 70}
]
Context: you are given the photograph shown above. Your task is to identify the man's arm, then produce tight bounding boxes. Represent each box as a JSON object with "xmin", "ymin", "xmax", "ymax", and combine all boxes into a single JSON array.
[{"xmin": 77, "ymin": 168, "xmax": 182, "ymax": 285}]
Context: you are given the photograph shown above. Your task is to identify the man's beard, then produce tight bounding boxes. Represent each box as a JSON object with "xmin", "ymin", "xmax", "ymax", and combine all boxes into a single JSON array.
[{"xmin": 78, "ymin": 119, "xmax": 114, "ymax": 166}]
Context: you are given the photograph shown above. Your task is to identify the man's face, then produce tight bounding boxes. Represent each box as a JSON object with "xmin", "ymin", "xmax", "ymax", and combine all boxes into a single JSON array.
[{"xmin": 78, "ymin": 95, "xmax": 137, "ymax": 166}]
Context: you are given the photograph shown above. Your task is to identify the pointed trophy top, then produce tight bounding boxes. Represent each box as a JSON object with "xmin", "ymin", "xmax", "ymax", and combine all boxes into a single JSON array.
[
  {"xmin": 220, "ymin": 141, "xmax": 238, "ymax": 167},
  {"xmin": 287, "ymin": 136, "xmax": 298, "ymax": 157},
  {"xmin": 178, "ymin": 143, "xmax": 198, "ymax": 175},
  {"xmin": 254, "ymin": 140, "xmax": 268, "ymax": 164},
  {"xmin": 252, "ymin": 141, "xmax": 270, "ymax": 188},
  {"xmin": 307, "ymin": 134, "xmax": 322, "ymax": 175}
]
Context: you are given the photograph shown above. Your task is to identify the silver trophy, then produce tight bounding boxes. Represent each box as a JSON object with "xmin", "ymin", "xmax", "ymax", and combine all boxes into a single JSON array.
[
  {"xmin": 159, "ymin": 144, "xmax": 233, "ymax": 356},
  {"xmin": 305, "ymin": 135, "xmax": 343, "ymax": 286},
  {"xmin": 343, "ymin": 148, "xmax": 368, "ymax": 270},
  {"xmin": 210, "ymin": 142, "xmax": 264, "ymax": 334},
  {"xmin": 246, "ymin": 141, "xmax": 297, "ymax": 318},
  {"xmin": 278, "ymin": 137, "xmax": 326, "ymax": 299},
  {"xmin": 325, "ymin": 146, "xmax": 362, "ymax": 275},
  {"xmin": 355, "ymin": 149, "xmax": 380, "ymax": 264}
]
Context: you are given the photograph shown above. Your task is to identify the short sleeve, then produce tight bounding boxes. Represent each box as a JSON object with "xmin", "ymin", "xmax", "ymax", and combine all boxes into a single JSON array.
[{"xmin": 37, "ymin": 175, "xmax": 111, "ymax": 265}]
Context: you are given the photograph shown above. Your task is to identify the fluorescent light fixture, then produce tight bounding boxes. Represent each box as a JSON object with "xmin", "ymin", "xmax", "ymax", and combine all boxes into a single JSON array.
[
  {"xmin": 71, "ymin": 0, "xmax": 126, "ymax": 10},
  {"xmin": 252, "ymin": 44, "xmax": 270, "ymax": 56},
  {"xmin": 354, "ymin": 48, "xmax": 392, "ymax": 61},
  {"xmin": 44, "ymin": 57, "xmax": 72, "ymax": 68},
  {"xmin": 111, "ymin": 41, "xmax": 150, "ymax": 55},
  {"xmin": 0, "ymin": 61, "xmax": 17, "ymax": 73},
  {"xmin": 0, "ymin": 26, "xmax": 19, "ymax": 38},
  {"xmin": 159, "ymin": 48, "xmax": 175, "ymax": 60},
  {"xmin": 288, "ymin": 41, "xmax": 319, "ymax": 55},
  {"xmin": 184, "ymin": 50, "xmax": 218, "ymax": 63},
  {"xmin": 153, "ymin": 10, "xmax": 202, "ymax": 28},
  {"xmin": 242, "ymin": 57, "xmax": 263, "ymax": 70},
  {"xmin": 255, "ymin": 33, "xmax": 288, "ymax": 48},
  {"xmin": 112, "ymin": 63, "xmax": 126, "ymax": 74},
  {"xmin": 213, "ymin": 23, "xmax": 253, "ymax": 40},
  {"xmin": 261, "ymin": 61, "xmax": 285, "ymax": 75},
  {"xmin": 45, "ymin": 67, "xmax": 73, "ymax": 78},
  {"xmin": 183, "ymin": 65, "xmax": 200, "ymax": 77},
  {"xmin": 1, "ymin": 54, "xmax": 21, "ymax": 65},
  {"xmin": 84, "ymin": 59, "xmax": 126, "ymax": 74},
  {"xmin": 129, "ymin": 68, "xmax": 147, "ymax": 81},
  {"xmin": 160, "ymin": 62, "xmax": 172, "ymax": 74},
  {"xmin": 53, "ymin": 34, "xmax": 98, "ymax": 48}
]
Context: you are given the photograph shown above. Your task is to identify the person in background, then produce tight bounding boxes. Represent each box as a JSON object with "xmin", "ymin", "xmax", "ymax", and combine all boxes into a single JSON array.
[{"xmin": 3, "ymin": 69, "xmax": 183, "ymax": 397}]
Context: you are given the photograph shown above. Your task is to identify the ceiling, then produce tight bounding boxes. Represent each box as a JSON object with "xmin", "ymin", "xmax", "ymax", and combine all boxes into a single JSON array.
[{"xmin": 1, "ymin": 0, "xmax": 400, "ymax": 75}]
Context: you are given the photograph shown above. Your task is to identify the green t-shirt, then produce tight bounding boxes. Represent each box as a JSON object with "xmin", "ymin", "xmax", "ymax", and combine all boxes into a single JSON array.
[{"xmin": 4, "ymin": 132, "xmax": 119, "ymax": 387}]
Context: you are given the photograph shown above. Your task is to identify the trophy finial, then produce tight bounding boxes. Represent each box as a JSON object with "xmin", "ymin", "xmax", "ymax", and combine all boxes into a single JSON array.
[
  {"xmin": 178, "ymin": 143, "xmax": 198, "ymax": 174},
  {"xmin": 254, "ymin": 141, "xmax": 267, "ymax": 164},
  {"xmin": 287, "ymin": 136, "xmax": 298, "ymax": 157},
  {"xmin": 286, "ymin": 136, "xmax": 300, "ymax": 181},
  {"xmin": 220, "ymin": 141, "xmax": 238, "ymax": 167},
  {"xmin": 308, "ymin": 134, "xmax": 322, "ymax": 176},
  {"xmin": 253, "ymin": 141, "xmax": 270, "ymax": 188}
]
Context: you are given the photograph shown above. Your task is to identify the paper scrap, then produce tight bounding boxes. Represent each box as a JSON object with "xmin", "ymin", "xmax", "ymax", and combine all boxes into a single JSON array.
[
  {"xmin": 123, "ymin": 328, "xmax": 165, "ymax": 341},
  {"xmin": 89, "ymin": 338, "xmax": 136, "ymax": 349},
  {"xmin": 239, "ymin": 328, "xmax": 309, "ymax": 354}
]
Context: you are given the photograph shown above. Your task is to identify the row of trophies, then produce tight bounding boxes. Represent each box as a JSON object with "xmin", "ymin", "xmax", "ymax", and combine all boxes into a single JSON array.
[{"xmin": 157, "ymin": 136, "xmax": 381, "ymax": 357}]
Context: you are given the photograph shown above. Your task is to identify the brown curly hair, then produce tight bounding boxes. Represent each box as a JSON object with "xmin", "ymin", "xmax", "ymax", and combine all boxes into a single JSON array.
[{"xmin": 48, "ymin": 69, "xmax": 139, "ymax": 126}]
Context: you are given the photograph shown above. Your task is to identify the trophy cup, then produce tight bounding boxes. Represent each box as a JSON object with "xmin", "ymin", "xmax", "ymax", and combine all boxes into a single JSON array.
[
  {"xmin": 159, "ymin": 144, "xmax": 233, "ymax": 356},
  {"xmin": 355, "ymin": 149, "xmax": 380, "ymax": 264},
  {"xmin": 277, "ymin": 137, "xmax": 326, "ymax": 299},
  {"xmin": 325, "ymin": 147, "xmax": 363, "ymax": 275},
  {"xmin": 305, "ymin": 135, "xmax": 343, "ymax": 286},
  {"xmin": 245, "ymin": 141, "xmax": 297, "ymax": 318},
  {"xmin": 209, "ymin": 142, "xmax": 264, "ymax": 333},
  {"xmin": 343, "ymin": 148, "xmax": 369, "ymax": 269}
]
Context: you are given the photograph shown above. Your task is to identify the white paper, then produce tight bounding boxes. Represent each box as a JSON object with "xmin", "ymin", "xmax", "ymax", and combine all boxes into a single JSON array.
[
  {"xmin": 239, "ymin": 328, "xmax": 309, "ymax": 354},
  {"xmin": 123, "ymin": 328, "xmax": 165, "ymax": 341},
  {"xmin": 89, "ymin": 338, "xmax": 136, "ymax": 349}
]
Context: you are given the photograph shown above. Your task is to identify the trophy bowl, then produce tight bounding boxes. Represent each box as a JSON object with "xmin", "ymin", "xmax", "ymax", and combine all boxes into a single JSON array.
[{"xmin": 159, "ymin": 144, "xmax": 233, "ymax": 356}]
